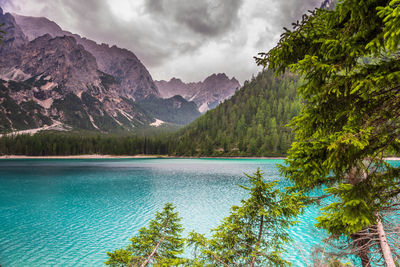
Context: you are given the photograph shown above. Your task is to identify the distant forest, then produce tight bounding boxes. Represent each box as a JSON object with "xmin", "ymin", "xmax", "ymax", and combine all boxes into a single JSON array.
[{"xmin": 0, "ymin": 70, "xmax": 301, "ymax": 157}]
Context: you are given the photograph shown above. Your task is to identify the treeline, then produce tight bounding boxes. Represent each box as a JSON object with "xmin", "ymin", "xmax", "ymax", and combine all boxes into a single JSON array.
[
  {"xmin": 0, "ymin": 132, "xmax": 170, "ymax": 156},
  {"xmin": 173, "ymin": 70, "xmax": 301, "ymax": 156},
  {"xmin": 0, "ymin": 70, "xmax": 301, "ymax": 157}
]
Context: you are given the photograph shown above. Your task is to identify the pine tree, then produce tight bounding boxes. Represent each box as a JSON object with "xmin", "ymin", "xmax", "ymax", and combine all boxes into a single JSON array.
[
  {"xmin": 187, "ymin": 169, "xmax": 303, "ymax": 266},
  {"xmin": 105, "ymin": 203, "xmax": 186, "ymax": 267},
  {"xmin": 257, "ymin": 0, "xmax": 400, "ymax": 265}
]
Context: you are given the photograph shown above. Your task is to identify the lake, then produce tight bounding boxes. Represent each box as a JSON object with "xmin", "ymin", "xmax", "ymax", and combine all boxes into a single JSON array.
[{"xmin": 0, "ymin": 158, "xmax": 328, "ymax": 266}]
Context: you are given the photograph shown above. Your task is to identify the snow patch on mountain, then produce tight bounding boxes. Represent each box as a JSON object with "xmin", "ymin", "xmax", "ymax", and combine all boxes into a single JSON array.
[{"xmin": 150, "ymin": 119, "xmax": 164, "ymax": 127}]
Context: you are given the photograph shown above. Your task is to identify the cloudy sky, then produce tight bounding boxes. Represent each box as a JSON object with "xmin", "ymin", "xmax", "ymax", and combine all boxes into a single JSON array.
[{"xmin": 0, "ymin": 0, "xmax": 321, "ymax": 84}]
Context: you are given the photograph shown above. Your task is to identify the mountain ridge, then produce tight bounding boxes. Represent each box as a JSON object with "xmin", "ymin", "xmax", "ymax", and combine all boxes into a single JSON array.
[{"xmin": 155, "ymin": 73, "xmax": 240, "ymax": 113}]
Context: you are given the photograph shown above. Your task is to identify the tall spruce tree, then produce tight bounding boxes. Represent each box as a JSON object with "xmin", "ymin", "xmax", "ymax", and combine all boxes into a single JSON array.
[{"xmin": 256, "ymin": 0, "xmax": 400, "ymax": 265}]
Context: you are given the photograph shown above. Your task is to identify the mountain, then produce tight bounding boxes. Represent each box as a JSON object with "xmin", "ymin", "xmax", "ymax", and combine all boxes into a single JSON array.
[
  {"xmin": 0, "ymin": 9, "xmax": 200, "ymax": 133},
  {"xmin": 0, "ymin": 70, "xmax": 301, "ymax": 157},
  {"xmin": 171, "ymin": 70, "xmax": 301, "ymax": 156},
  {"xmin": 13, "ymin": 13, "xmax": 159, "ymax": 100},
  {"xmin": 155, "ymin": 73, "xmax": 240, "ymax": 113}
]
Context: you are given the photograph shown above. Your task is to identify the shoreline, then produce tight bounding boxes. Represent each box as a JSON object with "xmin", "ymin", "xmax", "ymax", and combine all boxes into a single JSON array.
[
  {"xmin": 0, "ymin": 154, "xmax": 399, "ymax": 160},
  {"xmin": 0, "ymin": 154, "xmax": 286, "ymax": 160}
]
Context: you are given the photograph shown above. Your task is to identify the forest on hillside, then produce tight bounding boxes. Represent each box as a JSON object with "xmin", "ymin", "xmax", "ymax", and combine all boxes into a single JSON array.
[{"xmin": 173, "ymin": 70, "xmax": 301, "ymax": 156}]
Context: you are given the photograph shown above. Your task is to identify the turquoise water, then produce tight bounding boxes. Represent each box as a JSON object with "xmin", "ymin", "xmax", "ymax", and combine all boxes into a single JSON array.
[{"xmin": 0, "ymin": 158, "xmax": 326, "ymax": 266}]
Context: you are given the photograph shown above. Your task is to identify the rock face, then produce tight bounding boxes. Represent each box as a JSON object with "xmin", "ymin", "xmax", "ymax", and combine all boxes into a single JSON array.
[
  {"xmin": 13, "ymin": 14, "xmax": 159, "ymax": 100},
  {"xmin": 21, "ymin": 34, "xmax": 100, "ymax": 93},
  {"xmin": 0, "ymin": 8, "xmax": 28, "ymax": 67},
  {"xmin": 0, "ymin": 9, "xmax": 200, "ymax": 133},
  {"xmin": 155, "ymin": 73, "xmax": 240, "ymax": 113}
]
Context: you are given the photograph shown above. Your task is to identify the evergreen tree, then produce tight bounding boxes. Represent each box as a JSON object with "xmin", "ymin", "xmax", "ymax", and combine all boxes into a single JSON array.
[
  {"xmin": 187, "ymin": 169, "xmax": 303, "ymax": 266},
  {"xmin": 257, "ymin": 0, "xmax": 400, "ymax": 265},
  {"xmin": 105, "ymin": 203, "xmax": 186, "ymax": 267}
]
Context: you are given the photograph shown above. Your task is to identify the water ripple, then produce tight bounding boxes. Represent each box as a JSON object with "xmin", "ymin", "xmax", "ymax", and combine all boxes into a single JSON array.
[{"xmin": 0, "ymin": 158, "xmax": 334, "ymax": 266}]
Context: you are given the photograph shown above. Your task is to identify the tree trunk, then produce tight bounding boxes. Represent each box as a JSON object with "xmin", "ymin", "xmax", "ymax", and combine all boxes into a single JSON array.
[
  {"xmin": 140, "ymin": 236, "xmax": 165, "ymax": 267},
  {"xmin": 376, "ymin": 217, "xmax": 395, "ymax": 267},
  {"xmin": 250, "ymin": 215, "xmax": 264, "ymax": 267},
  {"xmin": 349, "ymin": 166, "xmax": 370, "ymax": 266},
  {"xmin": 139, "ymin": 218, "xmax": 169, "ymax": 267},
  {"xmin": 351, "ymin": 232, "xmax": 370, "ymax": 266}
]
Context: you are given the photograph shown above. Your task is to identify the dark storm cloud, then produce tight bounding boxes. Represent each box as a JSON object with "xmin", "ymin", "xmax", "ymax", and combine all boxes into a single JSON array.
[
  {"xmin": 145, "ymin": 0, "xmax": 243, "ymax": 37},
  {"xmin": 0, "ymin": 0, "xmax": 323, "ymax": 83},
  {"xmin": 0, "ymin": 0, "xmax": 244, "ymax": 69},
  {"xmin": 277, "ymin": 0, "xmax": 321, "ymax": 27},
  {"xmin": 250, "ymin": 0, "xmax": 321, "ymax": 50}
]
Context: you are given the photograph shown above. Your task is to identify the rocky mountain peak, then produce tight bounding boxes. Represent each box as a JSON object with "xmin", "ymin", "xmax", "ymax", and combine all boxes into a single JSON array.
[
  {"xmin": 0, "ymin": 10, "xmax": 27, "ymax": 48},
  {"xmin": 203, "ymin": 73, "xmax": 230, "ymax": 83},
  {"xmin": 13, "ymin": 13, "xmax": 160, "ymax": 100},
  {"xmin": 20, "ymin": 34, "xmax": 100, "ymax": 93},
  {"xmin": 0, "ymin": 9, "xmax": 28, "ymax": 67},
  {"xmin": 12, "ymin": 14, "xmax": 63, "ymax": 41},
  {"xmin": 155, "ymin": 73, "xmax": 240, "ymax": 113},
  {"xmin": 169, "ymin": 77, "xmax": 184, "ymax": 84}
]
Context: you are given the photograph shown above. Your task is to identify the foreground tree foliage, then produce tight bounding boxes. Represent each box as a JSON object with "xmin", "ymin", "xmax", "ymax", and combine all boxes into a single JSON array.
[
  {"xmin": 105, "ymin": 203, "xmax": 186, "ymax": 267},
  {"xmin": 106, "ymin": 170, "xmax": 302, "ymax": 266},
  {"xmin": 187, "ymin": 169, "xmax": 303, "ymax": 266},
  {"xmin": 257, "ymin": 0, "xmax": 400, "ymax": 265}
]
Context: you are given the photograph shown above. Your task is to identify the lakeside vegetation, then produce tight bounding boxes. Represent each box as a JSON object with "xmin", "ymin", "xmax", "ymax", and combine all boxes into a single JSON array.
[{"xmin": 0, "ymin": 132, "xmax": 170, "ymax": 156}]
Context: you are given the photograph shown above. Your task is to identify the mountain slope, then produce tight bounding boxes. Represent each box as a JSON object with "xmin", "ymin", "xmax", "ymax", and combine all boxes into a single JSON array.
[
  {"xmin": 155, "ymin": 73, "xmax": 240, "ymax": 112},
  {"xmin": 0, "ymin": 9, "xmax": 151, "ymax": 132},
  {"xmin": 137, "ymin": 95, "xmax": 201, "ymax": 125},
  {"xmin": 13, "ymin": 13, "xmax": 159, "ymax": 100},
  {"xmin": 172, "ymin": 70, "xmax": 301, "ymax": 156}
]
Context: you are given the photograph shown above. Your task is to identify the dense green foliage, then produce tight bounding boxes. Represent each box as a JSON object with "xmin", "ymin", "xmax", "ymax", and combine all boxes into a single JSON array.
[
  {"xmin": 188, "ymin": 169, "xmax": 303, "ymax": 266},
  {"xmin": 173, "ymin": 70, "xmax": 301, "ymax": 157},
  {"xmin": 106, "ymin": 203, "xmax": 186, "ymax": 266},
  {"xmin": 257, "ymin": 0, "xmax": 400, "ymax": 264}
]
